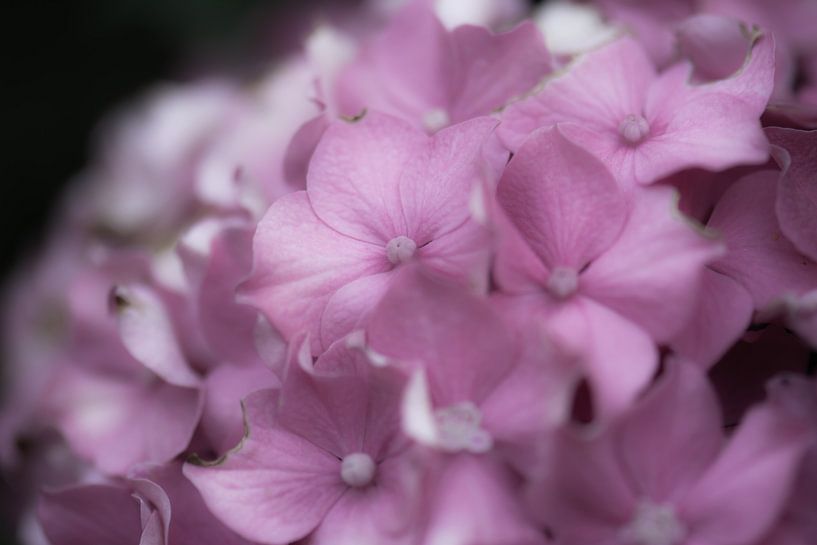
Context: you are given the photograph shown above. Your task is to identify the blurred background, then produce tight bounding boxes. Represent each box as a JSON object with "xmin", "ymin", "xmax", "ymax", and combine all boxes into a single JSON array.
[{"xmin": 0, "ymin": 0, "xmax": 370, "ymax": 282}]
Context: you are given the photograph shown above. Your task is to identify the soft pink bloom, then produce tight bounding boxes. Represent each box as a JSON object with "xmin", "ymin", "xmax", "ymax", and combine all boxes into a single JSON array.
[
  {"xmin": 184, "ymin": 336, "xmax": 413, "ymax": 545},
  {"xmin": 529, "ymin": 361, "xmax": 814, "ymax": 545},
  {"xmin": 332, "ymin": 2, "xmax": 551, "ymax": 132},
  {"xmin": 241, "ymin": 112, "xmax": 500, "ymax": 353},
  {"xmin": 499, "ymin": 33, "xmax": 774, "ymax": 185},
  {"xmin": 493, "ymin": 127, "xmax": 721, "ymax": 413}
]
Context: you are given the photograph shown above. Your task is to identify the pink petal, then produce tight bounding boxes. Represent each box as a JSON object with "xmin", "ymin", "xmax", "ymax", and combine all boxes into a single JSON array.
[
  {"xmin": 767, "ymin": 127, "xmax": 817, "ymax": 262},
  {"xmin": 639, "ymin": 33, "xmax": 774, "ymax": 181},
  {"xmin": 421, "ymin": 456, "xmax": 546, "ymax": 545},
  {"xmin": 184, "ymin": 389, "xmax": 344, "ymax": 545},
  {"xmin": 708, "ymin": 170, "xmax": 817, "ymax": 309},
  {"xmin": 135, "ymin": 462, "xmax": 257, "ymax": 545},
  {"xmin": 398, "ymin": 116, "xmax": 499, "ymax": 243},
  {"xmin": 38, "ymin": 485, "xmax": 142, "ymax": 545},
  {"xmin": 543, "ymin": 297, "xmax": 658, "ymax": 419},
  {"xmin": 307, "ymin": 113, "xmax": 427, "ymax": 243},
  {"xmin": 497, "ymin": 126, "xmax": 627, "ymax": 270},
  {"xmin": 616, "ymin": 361, "xmax": 724, "ymax": 502},
  {"xmin": 680, "ymin": 398, "xmax": 815, "ymax": 545},
  {"xmin": 319, "ymin": 272, "xmax": 395, "ymax": 352},
  {"xmin": 526, "ymin": 426, "xmax": 636, "ymax": 541},
  {"xmin": 240, "ymin": 191, "xmax": 387, "ymax": 350},
  {"xmin": 51, "ymin": 367, "xmax": 202, "ymax": 476},
  {"xmin": 676, "ymin": 14, "xmax": 753, "ymax": 82},
  {"xmin": 200, "ymin": 362, "xmax": 280, "ymax": 455},
  {"xmin": 282, "ymin": 112, "xmax": 329, "ymax": 189},
  {"xmin": 447, "ymin": 21, "xmax": 551, "ymax": 122},
  {"xmin": 499, "ymin": 36, "xmax": 656, "ymax": 152},
  {"xmin": 669, "ymin": 268, "xmax": 754, "ymax": 368},
  {"xmin": 367, "ymin": 268, "xmax": 515, "ymax": 405},
  {"xmin": 111, "ymin": 283, "xmax": 200, "ymax": 388},
  {"xmin": 582, "ymin": 186, "xmax": 723, "ymax": 342}
]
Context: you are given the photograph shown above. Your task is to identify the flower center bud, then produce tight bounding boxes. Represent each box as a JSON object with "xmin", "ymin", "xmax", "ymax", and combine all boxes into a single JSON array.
[
  {"xmin": 620, "ymin": 501, "xmax": 686, "ymax": 545},
  {"xmin": 619, "ymin": 114, "xmax": 650, "ymax": 144},
  {"xmin": 546, "ymin": 266, "xmax": 579, "ymax": 299},
  {"xmin": 386, "ymin": 236, "xmax": 417, "ymax": 265},
  {"xmin": 434, "ymin": 401, "xmax": 493, "ymax": 453},
  {"xmin": 422, "ymin": 108, "xmax": 450, "ymax": 132},
  {"xmin": 340, "ymin": 452, "xmax": 376, "ymax": 487}
]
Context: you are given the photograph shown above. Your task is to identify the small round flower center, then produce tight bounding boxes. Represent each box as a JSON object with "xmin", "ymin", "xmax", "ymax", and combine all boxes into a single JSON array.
[
  {"xmin": 340, "ymin": 452, "xmax": 376, "ymax": 488},
  {"xmin": 546, "ymin": 266, "xmax": 579, "ymax": 299},
  {"xmin": 434, "ymin": 401, "xmax": 493, "ymax": 453},
  {"xmin": 620, "ymin": 501, "xmax": 687, "ymax": 545},
  {"xmin": 619, "ymin": 114, "xmax": 650, "ymax": 144},
  {"xmin": 386, "ymin": 236, "xmax": 417, "ymax": 265},
  {"xmin": 422, "ymin": 108, "xmax": 450, "ymax": 132}
]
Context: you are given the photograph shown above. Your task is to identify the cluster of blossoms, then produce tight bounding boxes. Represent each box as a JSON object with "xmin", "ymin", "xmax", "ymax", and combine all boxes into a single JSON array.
[{"xmin": 3, "ymin": 0, "xmax": 817, "ymax": 544}]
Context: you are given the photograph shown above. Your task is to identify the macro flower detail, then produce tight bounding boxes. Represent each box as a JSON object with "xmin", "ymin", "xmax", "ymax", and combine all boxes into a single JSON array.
[
  {"xmin": 241, "ymin": 112, "xmax": 500, "ymax": 353},
  {"xmin": 2, "ymin": 0, "xmax": 817, "ymax": 543},
  {"xmin": 499, "ymin": 33, "xmax": 775, "ymax": 185}
]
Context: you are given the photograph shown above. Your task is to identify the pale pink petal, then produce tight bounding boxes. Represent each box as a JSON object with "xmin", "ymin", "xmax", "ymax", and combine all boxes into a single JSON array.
[
  {"xmin": 582, "ymin": 186, "xmax": 723, "ymax": 342},
  {"xmin": 51, "ymin": 367, "xmax": 202, "ymax": 476},
  {"xmin": 240, "ymin": 191, "xmax": 387, "ymax": 348},
  {"xmin": 617, "ymin": 361, "xmax": 724, "ymax": 502},
  {"xmin": 110, "ymin": 284, "xmax": 200, "ymax": 388},
  {"xmin": 676, "ymin": 14, "xmax": 752, "ymax": 82},
  {"xmin": 308, "ymin": 458, "xmax": 415, "ymax": 545},
  {"xmin": 398, "ymin": 116, "xmax": 499, "ymax": 242},
  {"xmin": 307, "ymin": 114, "xmax": 427, "ymax": 243},
  {"xmin": 447, "ymin": 21, "xmax": 551, "ymax": 122},
  {"xmin": 497, "ymin": 126, "xmax": 627, "ymax": 270},
  {"xmin": 184, "ymin": 389, "xmax": 344, "ymax": 545},
  {"xmin": 499, "ymin": 36, "xmax": 656, "ymax": 152}
]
